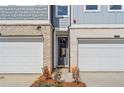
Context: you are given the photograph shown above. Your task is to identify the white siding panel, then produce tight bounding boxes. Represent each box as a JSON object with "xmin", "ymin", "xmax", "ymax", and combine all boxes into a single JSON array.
[
  {"xmin": 0, "ymin": 6, "xmax": 48, "ymax": 20},
  {"xmin": 72, "ymin": 5, "xmax": 124, "ymax": 24}
]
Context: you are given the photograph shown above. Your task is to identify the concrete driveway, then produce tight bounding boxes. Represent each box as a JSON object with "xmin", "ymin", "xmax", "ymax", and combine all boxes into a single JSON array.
[
  {"xmin": 61, "ymin": 71, "xmax": 124, "ymax": 87},
  {"xmin": 0, "ymin": 74, "xmax": 40, "ymax": 87},
  {"xmin": 80, "ymin": 72, "xmax": 124, "ymax": 87},
  {"xmin": 0, "ymin": 72, "xmax": 124, "ymax": 87}
]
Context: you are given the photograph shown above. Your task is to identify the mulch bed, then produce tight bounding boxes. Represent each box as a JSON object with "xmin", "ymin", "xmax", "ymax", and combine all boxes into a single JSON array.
[
  {"xmin": 30, "ymin": 75, "xmax": 86, "ymax": 87},
  {"xmin": 63, "ymin": 82, "xmax": 86, "ymax": 87}
]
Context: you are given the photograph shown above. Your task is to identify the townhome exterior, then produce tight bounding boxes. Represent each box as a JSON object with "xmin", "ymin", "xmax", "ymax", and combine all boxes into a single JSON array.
[
  {"xmin": 52, "ymin": 5, "xmax": 124, "ymax": 72},
  {"xmin": 0, "ymin": 5, "xmax": 53, "ymax": 73},
  {"xmin": 70, "ymin": 5, "xmax": 124, "ymax": 71},
  {"xmin": 0, "ymin": 5, "xmax": 124, "ymax": 74}
]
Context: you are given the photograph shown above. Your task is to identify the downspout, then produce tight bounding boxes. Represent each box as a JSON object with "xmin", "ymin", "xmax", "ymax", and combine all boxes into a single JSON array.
[
  {"xmin": 68, "ymin": 5, "xmax": 71, "ymax": 72},
  {"xmin": 52, "ymin": 25, "xmax": 55, "ymax": 71},
  {"xmin": 50, "ymin": 5, "xmax": 55, "ymax": 71}
]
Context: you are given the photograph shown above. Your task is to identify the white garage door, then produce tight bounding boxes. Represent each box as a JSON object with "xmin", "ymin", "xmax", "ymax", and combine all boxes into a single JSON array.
[
  {"xmin": 78, "ymin": 39, "xmax": 124, "ymax": 71},
  {"xmin": 0, "ymin": 37, "xmax": 43, "ymax": 73}
]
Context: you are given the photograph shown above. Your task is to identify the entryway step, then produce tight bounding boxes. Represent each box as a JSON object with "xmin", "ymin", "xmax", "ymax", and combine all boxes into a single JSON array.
[
  {"xmin": 52, "ymin": 68, "xmax": 73, "ymax": 82},
  {"xmin": 53, "ymin": 68, "xmax": 69, "ymax": 73},
  {"xmin": 61, "ymin": 68, "xmax": 69, "ymax": 73}
]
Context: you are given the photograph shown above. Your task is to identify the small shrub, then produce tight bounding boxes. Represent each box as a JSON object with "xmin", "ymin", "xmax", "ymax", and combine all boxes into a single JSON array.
[
  {"xmin": 54, "ymin": 69, "xmax": 62, "ymax": 84},
  {"xmin": 39, "ymin": 83, "xmax": 54, "ymax": 87},
  {"xmin": 42, "ymin": 66, "xmax": 52, "ymax": 80},
  {"xmin": 54, "ymin": 82, "xmax": 63, "ymax": 87},
  {"xmin": 72, "ymin": 66, "xmax": 80, "ymax": 84}
]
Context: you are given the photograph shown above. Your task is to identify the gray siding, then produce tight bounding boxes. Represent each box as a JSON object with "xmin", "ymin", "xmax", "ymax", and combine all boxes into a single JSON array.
[
  {"xmin": 52, "ymin": 6, "xmax": 70, "ymax": 30},
  {"xmin": 0, "ymin": 6, "xmax": 48, "ymax": 20},
  {"xmin": 72, "ymin": 5, "xmax": 124, "ymax": 24}
]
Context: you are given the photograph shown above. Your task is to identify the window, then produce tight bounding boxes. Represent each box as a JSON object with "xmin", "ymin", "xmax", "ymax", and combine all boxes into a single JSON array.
[
  {"xmin": 56, "ymin": 5, "xmax": 69, "ymax": 17},
  {"xmin": 84, "ymin": 5, "xmax": 100, "ymax": 12},
  {"xmin": 108, "ymin": 5, "xmax": 123, "ymax": 11}
]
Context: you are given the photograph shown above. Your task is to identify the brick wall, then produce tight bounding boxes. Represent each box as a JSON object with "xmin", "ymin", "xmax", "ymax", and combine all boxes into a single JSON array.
[
  {"xmin": 70, "ymin": 28, "xmax": 124, "ymax": 70},
  {"xmin": 0, "ymin": 25, "xmax": 53, "ymax": 71}
]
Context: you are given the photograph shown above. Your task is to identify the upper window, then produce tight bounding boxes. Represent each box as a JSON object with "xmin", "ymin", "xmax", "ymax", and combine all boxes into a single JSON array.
[
  {"xmin": 56, "ymin": 5, "xmax": 69, "ymax": 17},
  {"xmin": 108, "ymin": 5, "xmax": 123, "ymax": 11},
  {"xmin": 84, "ymin": 5, "xmax": 100, "ymax": 12}
]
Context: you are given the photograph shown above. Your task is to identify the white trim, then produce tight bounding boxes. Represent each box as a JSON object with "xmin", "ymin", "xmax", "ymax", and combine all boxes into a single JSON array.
[
  {"xmin": 70, "ymin": 24, "xmax": 124, "ymax": 29},
  {"xmin": 54, "ymin": 31, "xmax": 57, "ymax": 68},
  {"xmin": 55, "ymin": 5, "xmax": 70, "ymax": 17},
  {"xmin": 71, "ymin": 5, "xmax": 74, "ymax": 24},
  {"xmin": 0, "ymin": 20, "xmax": 50, "ymax": 25},
  {"xmin": 48, "ymin": 5, "xmax": 50, "ymax": 22},
  {"xmin": 55, "ymin": 27, "xmax": 68, "ymax": 31},
  {"xmin": 83, "ymin": 5, "xmax": 101, "ymax": 12},
  {"xmin": 108, "ymin": 5, "xmax": 124, "ymax": 12}
]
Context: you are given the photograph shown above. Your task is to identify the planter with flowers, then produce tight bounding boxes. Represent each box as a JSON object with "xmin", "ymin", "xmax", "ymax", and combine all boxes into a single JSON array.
[{"xmin": 30, "ymin": 66, "xmax": 86, "ymax": 87}]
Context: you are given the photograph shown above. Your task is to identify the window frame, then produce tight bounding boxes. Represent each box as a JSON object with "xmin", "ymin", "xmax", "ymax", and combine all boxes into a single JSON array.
[
  {"xmin": 55, "ymin": 5, "xmax": 69, "ymax": 17},
  {"xmin": 83, "ymin": 5, "xmax": 101, "ymax": 12},
  {"xmin": 108, "ymin": 5, "xmax": 124, "ymax": 12}
]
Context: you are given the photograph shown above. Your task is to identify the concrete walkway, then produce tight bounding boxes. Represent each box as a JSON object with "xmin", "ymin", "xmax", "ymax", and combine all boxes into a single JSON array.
[{"xmin": 0, "ymin": 74, "xmax": 40, "ymax": 87}]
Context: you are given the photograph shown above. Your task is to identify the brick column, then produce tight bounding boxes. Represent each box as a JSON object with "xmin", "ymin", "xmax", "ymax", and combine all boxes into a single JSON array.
[{"xmin": 43, "ymin": 26, "xmax": 53, "ymax": 72}]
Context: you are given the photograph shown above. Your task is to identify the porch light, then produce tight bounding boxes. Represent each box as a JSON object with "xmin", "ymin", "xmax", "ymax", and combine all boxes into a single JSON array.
[
  {"xmin": 36, "ymin": 26, "xmax": 42, "ymax": 30},
  {"xmin": 114, "ymin": 35, "xmax": 120, "ymax": 38}
]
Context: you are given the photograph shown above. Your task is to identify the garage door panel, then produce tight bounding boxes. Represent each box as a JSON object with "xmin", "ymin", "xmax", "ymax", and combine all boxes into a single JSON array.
[
  {"xmin": 79, "ymin": 44, "xmax": 124, "ymax": 56},
  {"xmin": 0, "ymin": 37, "xmax": 43, "ymax": 73},
  {"xmin": 79, "ymin": 57, "xmax": 124, "ymax": 64},
  {"xmin": 0, "ymin": 67, "xmax": 41, "ymax": 73},
  {"xmin": 78, "ymin": 40, "xmax": 124, "ymax": 71},
  {"xmin": 1, "ymin": 43, "xmax": 42, "ymax": 57},
  {"xmin": 0, "ymin": 57, "xmax": 42, "ymax": 62}
]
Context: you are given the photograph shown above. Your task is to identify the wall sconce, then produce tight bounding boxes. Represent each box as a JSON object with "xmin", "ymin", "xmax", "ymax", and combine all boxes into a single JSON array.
[
  {"xmin": 36, "ymin": 26, "xmax": 42, "ymax": 30},
  {"xmin": 36, "ymin": 26, "xmax": 43, "ymax": 36},
  {"xmin": 73, "ymin": 19, "xmax": 76, "ymax": 24},
  {"xmin": 114, "ymin": 35, "xmax": 120, "ymax": 38}
]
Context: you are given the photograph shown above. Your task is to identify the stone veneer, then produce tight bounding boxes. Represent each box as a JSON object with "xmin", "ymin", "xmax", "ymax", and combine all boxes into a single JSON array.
[{"xmin": 0, "ymin": 25, "xmax": 53, "ymax": 72}]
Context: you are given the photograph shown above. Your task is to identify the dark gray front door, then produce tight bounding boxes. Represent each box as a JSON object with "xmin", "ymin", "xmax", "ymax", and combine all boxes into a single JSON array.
[{"xmin": 58, "ymin": 37, "xmax": 68, "ymax": 67}]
